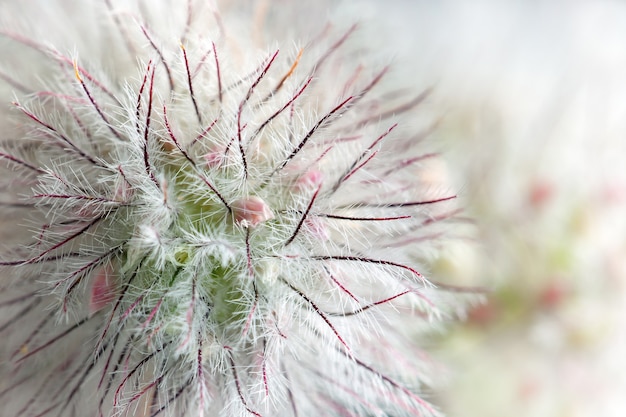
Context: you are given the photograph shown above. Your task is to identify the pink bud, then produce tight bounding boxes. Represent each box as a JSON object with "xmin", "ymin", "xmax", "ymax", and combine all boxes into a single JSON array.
[
  {"xmin": 294, "ymin": 169, "xmax": 323, "ymax": 191},
  {"xmin": 90, "ymin": 266, "xmax": 117, "ymax": 314},
  {"xmin": 528, "ymin": 180, "xmax": 553, "ymax": 209},
  {"xmin": 204, "ymin": 152, "xmax": 223, "ymax": 168},
  {"xmin": 232, "ymin": 196, "xmax": 274, "ymax": 227},
  {"xmin": 539, "ymin": 279, "xmax": 568, "ymax": 309}
]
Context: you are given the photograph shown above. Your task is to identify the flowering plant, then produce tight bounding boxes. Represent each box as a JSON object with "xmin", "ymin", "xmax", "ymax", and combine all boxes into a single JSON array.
[{"xmin": 0, "ymin": 1, "xmax": 462, "ymax": 416}]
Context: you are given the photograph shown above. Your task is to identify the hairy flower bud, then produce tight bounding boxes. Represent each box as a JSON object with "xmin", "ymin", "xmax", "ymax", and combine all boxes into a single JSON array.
[
  {"xmin": 0, "ymin": 1, "xmax": 467, "ymax": 416},
  {"xmin": 232, "ymin": 197, "xmax": 275, "ymax": 228}
]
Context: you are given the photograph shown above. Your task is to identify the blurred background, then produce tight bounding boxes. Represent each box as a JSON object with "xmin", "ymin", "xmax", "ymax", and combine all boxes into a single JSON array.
[{"xmin": 339, "ymin": 1, "xmax": 626, "ymax": 416}]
